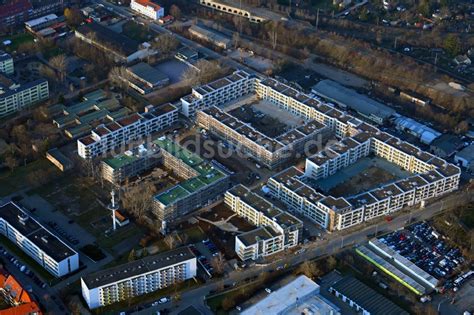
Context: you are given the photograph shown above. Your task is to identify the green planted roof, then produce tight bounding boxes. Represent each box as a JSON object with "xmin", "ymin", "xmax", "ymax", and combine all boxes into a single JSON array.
[
  {"xmin": 103, "ymin": 154, "xmax": 138, "ymax": 170},
  {"xmin": 155, "ymin": 185, "xmax": 190, "ymax": 206}
]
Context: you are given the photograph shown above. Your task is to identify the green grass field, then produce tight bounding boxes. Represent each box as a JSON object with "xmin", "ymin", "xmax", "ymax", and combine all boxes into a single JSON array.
[{"xmin": 0, "ymin": 159, "xmax": 59, "ymax": 197}]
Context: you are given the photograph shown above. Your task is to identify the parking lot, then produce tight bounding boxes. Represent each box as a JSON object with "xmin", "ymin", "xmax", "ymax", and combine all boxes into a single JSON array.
[
  {"xmin": 379, "ymin": 222, "xmax": 466, "ymax": 291},
  {"xmin": 190, "ymin": 239, "xmax": 224, "ymax": 278}
]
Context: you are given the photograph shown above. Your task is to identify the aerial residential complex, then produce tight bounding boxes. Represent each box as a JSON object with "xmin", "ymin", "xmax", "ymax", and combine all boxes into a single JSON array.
[
  {"xmin": 183, "ymin": 72, "xmax": 460, "ymax": 232},
  {"xmin": 0, "ymin": 202, "xmax": 79, "ymax": 277},
  {"xmin": 81, "ymin": 247, "xmax": 196, "ymax": 309},
  {"xmin": 77, "ymin": 104, "xmax": 178, "ymax": 159},
  {"xmin": 225, "ymin": 185, "xmax": 302, "ymax": 261},
  {"xmin": 130, "ymin": 0, "xmax": 164, "ymax": 20},
  {"xmin": 153, "ymin": 138, "xmax": 230, "ymax": 222},
  {"xmin": 0, "ymin": 52, "xmax": 14, "ymax": 75},
  {"xmin": 197, "ymin": 106, "xmax": 329, "ymax": 169}
]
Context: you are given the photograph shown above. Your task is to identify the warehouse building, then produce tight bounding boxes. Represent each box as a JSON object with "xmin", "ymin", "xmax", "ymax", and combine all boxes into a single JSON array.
[
  {"xmin": 242, "ymin": 275, "xmax": 340, "ymax": 314},
  {"xmin": 75, "ymin": 23, "xmax": 156, "ymax": 64},
  {"xmin": 329, "ymin": 276, "xmax": 409, "ymax": 315},
  {"xmin": 125, "ymin": 62, "xmax": 169, "ymax": 94},
  {"xmin": 311, "ymin": 79, "xmax": 396, "ymax": 125}
]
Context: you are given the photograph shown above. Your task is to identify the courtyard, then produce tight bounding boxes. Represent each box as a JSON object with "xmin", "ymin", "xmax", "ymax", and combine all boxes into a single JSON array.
[{"xmin": 309, "ymin": 156, "xmax": 413, "ymax": 197}]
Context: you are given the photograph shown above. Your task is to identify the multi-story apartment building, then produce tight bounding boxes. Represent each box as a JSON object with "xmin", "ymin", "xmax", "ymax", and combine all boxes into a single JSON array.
[
  {"xmin": 0, "ymin": 202, "xmax": 79, "ymax": 277},
  {"xmin": 225, "ymin": 185, "xmax": 302, "ymax": 261},
  {"xmin": 197, "ymin": 106, "xmax": 330, "ymax": 169},
  {"xmin": 77, "ymin": 104, "xmax": 178, "ymax": 159},
  {"xmin": 130, "ymin": 0, "xmax": 164, "ymax": 20},
  {"xmin": 81, "ymin": 247, "xmax": 196, "ymax": 309},
  {"xmin": 0, "ymin": 52, "xmax": 14, "ymax": 75},
  {"xmin": 153, "ymin": 138, "xmax": 231, "ymax": 223},
  {"xmin": 187, "ymin": 72, "xmax": 460, "ymax": 232},
  {"xmin": 268, "ymin": 123, "xmax": 460, "ymax": 231},
  {"xmin": 180, "ymin": 70, "xmax": 255, "ymax": 117},
  {"xmin": 101, "ymin": 143, "xmax": 161, "ymax": 185},
  {"xmin": 0, "ymin": 78, "xmax": 49, "ymax": 117}
]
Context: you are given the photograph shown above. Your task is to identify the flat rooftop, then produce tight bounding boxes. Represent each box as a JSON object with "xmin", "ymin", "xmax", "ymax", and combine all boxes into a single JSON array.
[
  {"xmin": 0, "ymin": 202, "xmax": 76, "ymax": 262},
  {"xmin": 82, "ymin": 247, "xmax": 194, "ymax": 289},
  {"xmin": 330, "ymin": 276, "xmax": 409, "ymax": 315}
]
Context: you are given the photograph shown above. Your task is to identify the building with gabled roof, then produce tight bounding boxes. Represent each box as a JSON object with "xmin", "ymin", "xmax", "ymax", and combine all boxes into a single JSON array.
[{"xmin": 130, "ymin": 0, "xmax": 164, "ymax": 20}]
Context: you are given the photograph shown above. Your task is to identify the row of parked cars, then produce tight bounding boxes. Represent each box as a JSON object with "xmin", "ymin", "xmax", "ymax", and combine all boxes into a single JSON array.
[
  {"xmin": 189, "ymin": 240, "xmax": 221, "ymax": 277},
  {"xmin": 0, "ymin": 246, "xmax": 47, "ymax": 289},
  {"xmin": 47, "ymin": 221, "xmax": 79, "ymax": 246},
  {"xmin": 380, "ymin": 222, "xmax": 465, "ymax": 283}
]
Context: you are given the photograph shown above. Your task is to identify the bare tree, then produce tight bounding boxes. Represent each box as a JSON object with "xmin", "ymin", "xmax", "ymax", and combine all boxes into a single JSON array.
[
  {"xmin": 4, "ymin": 155, "xmax": 18, "ymax": 172},
  {"xmin": 153, "ymin": 33, "xmax": 180, "ymax": 57},
  {"xmin": 169, "ymin": 4, "xmax": 182, "ymax": 20},
  {"xmin": 326, "ymin": 255, "xmax": 337, "ymax": 271},
  {"xmin": 211, "ymin": 252, "xmax": 225, "ymax": 275},
  {"xmin": 296, "ymin": 260, "xmax": 321, "ymax": 279},
  {"xmin": 122, "ymin": 181, "xmax": 157, "ymax": 221},
  {"xmin": 164, "ymin": 233, "xmax": 178, "ymax": 249},
  {"xmin": 108, "ymin": 66, "xmax": 129, "ymax": 90},
  {"xmin": 181, "ymin": 60, "xmax": 226, "ymax": 86},
  {"xmin": 49, "ymin": 54, "xmax": 68, "ymax": 83}
]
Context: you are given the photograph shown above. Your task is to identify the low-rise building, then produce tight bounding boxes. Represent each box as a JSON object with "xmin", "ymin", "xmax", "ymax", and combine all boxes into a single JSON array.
[
  {"xmin": 242, "ymin": 275, "xmax": 340, "ymax": 315},
  {"xmin": 199, "ymin": 0, "xmax": 268, "ymax": 23},
  {"xmin": 0, "ymin": 202, "xmax": 79, "ymax": 277},
  {"xmin": 46, "ymin": 148, "xmax": 73, "ymax": 171},
  {"xmin": 188, "ymin": 25, "xmax": 231, "ymax": 49},
  {"xmin": 0, "ymin": 52, "xmax": 14, "ymax": 75},
  {"xmin": 0, "ymin": 77, "xmax": 49, "ymax": 117},
  {"xmin": 454, "ymin": 144, "xmax": 474, "ymax": 171},
  {"xmin": 328, "ymin": 276, "xmax": 409, "ymax": 315},
  {"xmin": 429, "ymin": 134, "xmax": 464, "ymax": 158},
  {"xmin": 25, "ymin": 13, "xmax": 58, "ymax": 32},
  {"xmin": 77, "ymin": 104, "xmax": 178, "ymax": 159},
  {"xmin": 225, "ymin": 185, "xmax": 302, "ymax": 261},
  {"xmin": 125, "ymin": 62, "xmax": 169, "ymax": 94},
  {"xmin": 81, "ymin": 247, "xmax": 196, "ymax": 309},
  {"xmin": 130, "ymin": 0, "xmax": 164, "ymax": 20},
  {"xmin": 51, "ymin": 89, "xmax": 129, "ymax": 139},
  {"xmin": 311, "ymin": 79, "xmax": 396, "ymax": 125},
  {"xmin": 75, "ymin": 23, "xmax": 156, "ymax": 64}
]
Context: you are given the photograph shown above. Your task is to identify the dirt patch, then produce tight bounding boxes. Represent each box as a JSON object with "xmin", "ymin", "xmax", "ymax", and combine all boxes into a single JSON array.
[{"xmin": 329, "ymin": 167, "xmax": 398, "ymax": 197}]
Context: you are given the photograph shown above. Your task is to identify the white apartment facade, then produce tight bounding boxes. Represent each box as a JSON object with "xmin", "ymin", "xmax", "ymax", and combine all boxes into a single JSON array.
[
  {"xmin": 0, "ymin": 52, "xmax": 14, "ymax": 75},
  {"xmin": 77, "ymin": 104, "xmax": 178, "ymax": 159},
  {"xmin": 81, "ymin": 247, "xmax": 196, "ymax": 309},
  {"xmin": 0, "ymin": 202, "xmax": 79, "ymax": 277},
  {"xmin": 199, "ymin": 0, "xmax": 266, "ymax": 23},
  {"xmin": 130, "ymin": 0, "xmax": 164, "ymax": 20},
  {"xmin": 225, "ymin": 185, "xmax": 302, "ymax": 261},
  {"xmin": 0, "ymin": 79, "xmax": 49, "ymax": 117},
  {"xmin": 180, "ymin": 70, "xmax": 255, "ymax": 117}
]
